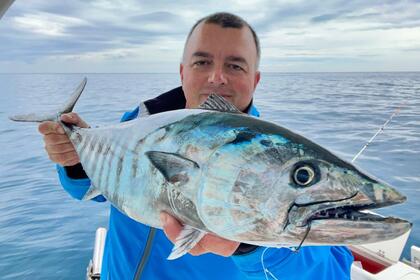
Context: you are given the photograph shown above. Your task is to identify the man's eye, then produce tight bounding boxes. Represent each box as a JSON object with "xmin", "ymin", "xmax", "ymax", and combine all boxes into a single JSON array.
[
  {"xmin": 228, "ymin": 64, "xmax": 244, "ymax": 71},
  {"xmin": 193, "ymin": 60, "xmax": 211, "ymax": 67}
]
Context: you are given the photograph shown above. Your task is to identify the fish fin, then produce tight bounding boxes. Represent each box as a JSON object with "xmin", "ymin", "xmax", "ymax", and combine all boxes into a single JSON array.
[
  {"xmin": 82, "ymin": 185, "xmax": 102, "ymax": 201},
  {"xmin": 58, "ymin": 77, "xmax": 87, "ymax": 114},
  {"xmin": 9, "ymin": 112, "xmax": 58, "ymax": 122},
  {"xmin": 199, "ymin": 94, "xmax": 242, "ymax": 114},
  {"xmin": 167, "ymin": 225, "xmax": 206, "ymax": 260},
  {"xmin": 145, "ymin": 151, "xmax": 199, "ymax": 185},
  {"xmin": 9, "ymin": 77, "xmax": 87, "ymax": 123}
]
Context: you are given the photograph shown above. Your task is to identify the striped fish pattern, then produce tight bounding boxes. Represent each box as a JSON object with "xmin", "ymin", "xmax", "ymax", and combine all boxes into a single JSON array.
[{"xmin": 10, "ymin": 78, "xmax": 411, "ymax": 259}]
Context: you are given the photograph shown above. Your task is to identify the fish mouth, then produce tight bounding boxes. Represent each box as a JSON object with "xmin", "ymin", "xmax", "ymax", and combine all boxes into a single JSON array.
[
  {"xmin": 308, "ymin": 202, "xmax": 406, "ymax": 224},
  {"xmin": 291, "ymin": 176, "xmax": 410, "ymax": 227},
  {"xmin": 289, "ymin": 193, "xmax": 412, "ymax": 245},
  {"xmin": 306, "ymin": 184, "xmax": 408, "ymax": 224}
]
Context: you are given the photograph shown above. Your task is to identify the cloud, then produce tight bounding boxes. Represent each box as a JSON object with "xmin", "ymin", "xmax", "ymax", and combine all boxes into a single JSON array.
[
  {"xmin": 0, "ymin": 0, "xmax": 419, "ymax": 72},
  {"xmin": 311, "ymin": 13, "xmax": 342, "ymax": 23},
  {"xmin": 11, "ymin": 12, "xmax": 90, "ymax": 36}
]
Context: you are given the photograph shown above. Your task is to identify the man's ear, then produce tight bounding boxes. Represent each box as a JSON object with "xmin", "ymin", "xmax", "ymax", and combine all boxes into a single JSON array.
[
  {"xmin": 253, "ymin": 71, "xmax": 261, "ymax": 91},
  {"xmin": 180, "ymin": 64, "xmax": 184, "ymax": 83}
]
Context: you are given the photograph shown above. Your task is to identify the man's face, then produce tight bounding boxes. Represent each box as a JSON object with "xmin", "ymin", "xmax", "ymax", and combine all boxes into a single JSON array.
[{"xmin": 180, "ymin": 22, "xmax": 260, "ymax": 111}]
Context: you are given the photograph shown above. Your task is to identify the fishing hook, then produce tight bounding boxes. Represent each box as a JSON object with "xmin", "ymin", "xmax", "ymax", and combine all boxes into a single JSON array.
[{"xmin": 291, "ymin": 223, "xmax": 311, "ymax": 253}]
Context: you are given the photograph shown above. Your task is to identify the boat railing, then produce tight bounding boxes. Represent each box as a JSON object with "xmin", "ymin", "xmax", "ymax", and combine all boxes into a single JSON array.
[{"xmin": 86, "ymin": 228, "xmax": 107, "ymax": 280}]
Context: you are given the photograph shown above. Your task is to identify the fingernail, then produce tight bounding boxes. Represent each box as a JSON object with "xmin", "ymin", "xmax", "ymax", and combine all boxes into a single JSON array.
[{"xmin": 160, "ymin": 213, "xmax": 168, "ymax": 225}]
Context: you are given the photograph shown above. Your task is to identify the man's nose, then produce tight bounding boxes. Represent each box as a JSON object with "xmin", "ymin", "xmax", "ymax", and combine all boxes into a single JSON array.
[{"xmin": 208, "ymin": 67, "xmax": 227, "ymax": 85}]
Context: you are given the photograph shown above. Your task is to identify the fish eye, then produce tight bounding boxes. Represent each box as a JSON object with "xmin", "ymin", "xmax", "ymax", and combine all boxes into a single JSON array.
[{"xmin": 293, "ymin": 165, "xmax": 315, "ymax": 186}]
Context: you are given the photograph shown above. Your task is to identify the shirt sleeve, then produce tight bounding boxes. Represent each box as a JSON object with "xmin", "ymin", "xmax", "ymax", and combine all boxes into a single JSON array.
[
  {"xmin": 231, "ymin": 246, "xmax": 353, "ymax": 280},
  {"xmin": 56, "ymin": 164, "xmax": 106, "ymax": 202},
  {"xmin": 55, "ymin": 106, "xmax": 141, "ymax": 202}
]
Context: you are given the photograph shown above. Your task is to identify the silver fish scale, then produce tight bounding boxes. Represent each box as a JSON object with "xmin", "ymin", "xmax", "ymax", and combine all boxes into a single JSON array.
[
  {"xmin": 69, "ymin": 110, "xmax": 215, "ymax": 229},
  {"xmin": 198, "ymin": 133, "xmax": 296, "ymax": 242}
]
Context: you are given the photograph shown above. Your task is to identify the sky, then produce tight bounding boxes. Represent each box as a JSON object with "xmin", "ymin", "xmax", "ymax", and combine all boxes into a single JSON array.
[{"xmin": 0, "ymin": 0, "xmax": 419, "ymax": 73}]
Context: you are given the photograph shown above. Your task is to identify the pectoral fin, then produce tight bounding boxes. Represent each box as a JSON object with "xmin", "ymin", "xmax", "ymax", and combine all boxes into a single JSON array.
[
  {"xmin": 145, "ymin": 151, "xmax": 199, "ymax": 185},
  {"xmin": 167, "ymin": 225, "xmax": 206, "ymax": 260}
]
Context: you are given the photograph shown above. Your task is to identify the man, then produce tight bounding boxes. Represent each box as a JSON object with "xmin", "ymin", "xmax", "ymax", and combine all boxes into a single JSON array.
[{"xmin": 39, "ymin": 12, "xmax": 353, "ymax": 279}]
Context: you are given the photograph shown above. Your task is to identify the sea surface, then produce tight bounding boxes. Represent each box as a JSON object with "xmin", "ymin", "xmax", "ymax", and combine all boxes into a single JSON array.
[{"xmin": 0, "ymin": 72, "xmax": 419, "ymax": 279}]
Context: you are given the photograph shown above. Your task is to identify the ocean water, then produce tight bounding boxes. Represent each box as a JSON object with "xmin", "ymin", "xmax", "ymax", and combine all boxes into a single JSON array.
[{"xmin": 0, "ymin": 72, "xmax": 419, "ymax": 279}]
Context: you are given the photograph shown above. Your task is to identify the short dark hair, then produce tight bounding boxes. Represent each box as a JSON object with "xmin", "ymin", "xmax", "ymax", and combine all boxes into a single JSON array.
[{"xmin": 184, "ymin": 12, "xmax": 260, "ymax": 68}]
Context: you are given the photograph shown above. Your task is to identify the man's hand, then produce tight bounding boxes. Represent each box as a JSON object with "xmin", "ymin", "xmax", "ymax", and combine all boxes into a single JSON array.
[
  {"xmin": 160, "ymin": 212, "xmax": 240, "ymax": 257},
  {"xmin": 38, "ymin": 112, "xmax": 89, "ymax": 166}
]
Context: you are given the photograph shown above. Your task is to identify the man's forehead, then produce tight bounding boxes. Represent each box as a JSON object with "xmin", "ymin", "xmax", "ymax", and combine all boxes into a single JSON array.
[
  {"xmin": 190, "ymin": 22, "xmax": 251, "ymax": 40},
  {"xmin": 185, "ymin": 23, "xmax": 256, "ymax": 57}
]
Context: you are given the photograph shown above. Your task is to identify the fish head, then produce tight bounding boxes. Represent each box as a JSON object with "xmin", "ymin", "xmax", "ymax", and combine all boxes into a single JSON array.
[
  {"xmin": 284, "ymin": 157, "xmax": 411, "ymax": 245},
  {"xmin": 196, "ymin": 115, "xmax": 411, "ymax": 246},
  {"xmin": 270, "ymin": 136, "xmax": 412, "ymax": 246}
]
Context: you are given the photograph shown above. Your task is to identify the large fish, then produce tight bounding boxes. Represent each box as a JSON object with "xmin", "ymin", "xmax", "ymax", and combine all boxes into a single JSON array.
[{"xmin": 10, "ymin": 78, "xmax": 411, "ymax": 259}]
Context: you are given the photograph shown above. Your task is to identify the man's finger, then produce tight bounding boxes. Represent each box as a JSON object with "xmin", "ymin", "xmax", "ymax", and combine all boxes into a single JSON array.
[
  {"xmin": 160, "ymin": 212, "xmax": 183, "ymax": 241},
  {"xmin": 48, "ymin": 150, "xmax": 79, "ymax": 165},
  {"xmin": 199, "ymin": 234, "xmax": 239, "ymax": 256},
  {"xmin": 45, "ymin": 142, "xmax": 76, "ymax": 154},
  {"xmin": 44, "ymin": 134, "xmax": 72, "ymax": 145},
  {"xmin": 61, "ymin": 113, "xmax": 89, "ymax": 128},
  {"xmin": 38, "ymin": 121, "xmax": 65, "ymax": 135},
  {"xmin": 62, "ymin": 156, "xmax": 81, "ymax": 167}
]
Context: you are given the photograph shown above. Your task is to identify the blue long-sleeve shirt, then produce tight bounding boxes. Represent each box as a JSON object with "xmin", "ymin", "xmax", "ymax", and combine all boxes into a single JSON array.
[{"xmin": 57, "ymin": 103, "xmax": 353, "ymax": 280}]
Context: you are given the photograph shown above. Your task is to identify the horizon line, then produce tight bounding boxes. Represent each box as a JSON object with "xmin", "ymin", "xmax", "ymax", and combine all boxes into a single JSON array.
[{"xmin": 0, "ymin": 71, "xmax": 419, "ymax": 74}]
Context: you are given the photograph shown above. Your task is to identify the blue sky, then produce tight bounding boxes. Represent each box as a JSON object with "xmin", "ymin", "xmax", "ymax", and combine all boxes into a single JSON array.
[{"xmin": 1, "ymin": 0, "xmax": 419, "ymax": 73}]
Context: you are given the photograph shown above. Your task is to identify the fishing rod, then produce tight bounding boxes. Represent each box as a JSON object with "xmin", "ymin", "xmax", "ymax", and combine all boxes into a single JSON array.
[
  {"xmin": 0, "ymin": 0, "xmax": 15, "ymax": 20},
  {"xmin": 351, "ymin": 102, "xmax": 405, "ymax": 163}
]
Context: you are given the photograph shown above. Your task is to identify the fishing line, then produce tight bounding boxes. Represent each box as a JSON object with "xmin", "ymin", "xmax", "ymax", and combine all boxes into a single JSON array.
[
  {"xmin": 352, "ymin": 102, "xmax": 405, "ymax": 163},
  {"xmin": 261, "ymin": 247, "xmax": 280, "ymax": 280},
  {"xmin": 261, "ymin": 224, "xmax": 311, "ymax": 279}
]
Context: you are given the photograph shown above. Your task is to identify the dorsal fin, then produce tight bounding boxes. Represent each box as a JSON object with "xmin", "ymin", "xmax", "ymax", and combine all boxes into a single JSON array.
[{"xmin": 198, "ymin": 94, "xmax": 242, "ymax": 114}]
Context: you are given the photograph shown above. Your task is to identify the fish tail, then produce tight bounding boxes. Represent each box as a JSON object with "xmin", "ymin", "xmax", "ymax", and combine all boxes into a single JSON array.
[{"xmin": 9, "ymin": 77, "xmax": 87, "ymax": 123}]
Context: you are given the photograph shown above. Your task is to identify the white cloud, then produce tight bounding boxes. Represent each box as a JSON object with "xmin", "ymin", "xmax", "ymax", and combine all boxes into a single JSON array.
[
  {"xmin": 11, "ymin": 12, "xmax": 90, "ymax": 36},
  {"xmin": 1, "ymin": 0, "xmax": 419, "ymax": 72}
]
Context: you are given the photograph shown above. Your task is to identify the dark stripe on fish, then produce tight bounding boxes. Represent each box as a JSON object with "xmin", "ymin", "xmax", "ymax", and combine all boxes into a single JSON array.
[
  {"xmin": 91, "ymin": 139, "xmax": 104, "ymax": 183},
  {"xmin": 114, "ymin": 152, "xmax": 124, "ymax": 194},
  {"xmin": 88, "ymin": 136, "xmax": 101, "ymax": 180},
  {"xmin": 131, "ymin": 138, "xmax": 145, "ymax": 178},
  {"xmin": 77, "ymin": 133, "xmax": 90, "ymax": 159},
  {"xmin": 96, "ymin": 140, "xmax": 110, "ymax": 191}
]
